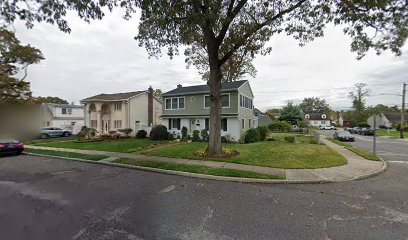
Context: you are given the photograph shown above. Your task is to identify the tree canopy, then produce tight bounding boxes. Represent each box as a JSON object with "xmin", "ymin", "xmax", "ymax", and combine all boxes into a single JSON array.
[
  {"xmin": 0, "ymin": 27, "xmax": 44, "ymax": 103},
  {"xmin": 299, "ymin": 97, "xmax": 331, "ymax": 114},
  {"xmin": 32, "ymin": 96, "xmax": 69, "ymax": 104},
  {"xmin": 279, "ymin": 102, "xmax": 303, "ymax": 125}
]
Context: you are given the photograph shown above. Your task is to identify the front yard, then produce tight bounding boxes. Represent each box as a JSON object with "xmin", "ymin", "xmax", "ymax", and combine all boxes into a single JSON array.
[
  {"xmin": 29, "ymin": 138, "xmax": 168, "ymax": 153},
  {"xmin": 376, "ymin": 129, "xmax": 404, "ymax": 138},
  {"xmin": 144, "ymin": 141, "xmax": 347, "ymax": 169}
]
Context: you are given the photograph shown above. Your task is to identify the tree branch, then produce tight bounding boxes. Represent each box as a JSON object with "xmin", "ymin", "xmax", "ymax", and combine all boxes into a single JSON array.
[
  {"xmin": 219, "ymin": 0, "xmax": 307, "ymax": 65},
  {"xmin": 217, "ymin": 0, "xmax": 247, "ymax": 45}
]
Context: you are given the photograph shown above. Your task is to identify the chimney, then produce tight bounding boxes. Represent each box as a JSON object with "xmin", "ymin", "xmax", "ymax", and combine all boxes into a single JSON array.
[
  {"xmin": 148, "ymin": 86, "xmax": 153, "ymax": 126},
  {"xmin": 177, "ymin": 84, "xmax": 182, "ymax": 88}
]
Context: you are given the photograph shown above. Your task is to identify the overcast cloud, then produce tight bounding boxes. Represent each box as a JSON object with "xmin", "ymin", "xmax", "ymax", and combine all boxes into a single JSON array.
[{"xmin": 13, "ymin": 9, "xmax": 408, "ymax": 111}]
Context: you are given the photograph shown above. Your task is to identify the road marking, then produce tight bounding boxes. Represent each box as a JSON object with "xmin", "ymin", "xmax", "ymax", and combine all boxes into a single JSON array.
[
  {"xmin": 159, "ymin": 185, "xmax": 176, "ymax": 193},
  {"xmin": 388, "ymin": 161, "xmax": 408, "ymax": 164}
]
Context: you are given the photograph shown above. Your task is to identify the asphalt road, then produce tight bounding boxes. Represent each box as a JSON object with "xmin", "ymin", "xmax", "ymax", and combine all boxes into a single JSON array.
[
  {"xmin": 1, "ymin": 152, "xmax": 408, "ymax": 240},
  {"xmin": 318, "ymin": 130, "xmax": 408, "ymax": 162}
]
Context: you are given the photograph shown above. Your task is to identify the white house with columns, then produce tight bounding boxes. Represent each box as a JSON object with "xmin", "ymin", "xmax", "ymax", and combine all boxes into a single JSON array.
[{"xmin": 81, "ymin": 87, "xmax": 162, "ymax": 135}]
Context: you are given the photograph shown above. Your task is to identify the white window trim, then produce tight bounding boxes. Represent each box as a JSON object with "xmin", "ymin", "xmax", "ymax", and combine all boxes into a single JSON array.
[
  {"xmin": 165, "ymin": 97, "xmax": 185, "ymax": 110},
  {"xmin": 204, "ymin": 93, "xmax": 230, "ymax": 109},
  {"xmin": 114, "ymin": 102, "xmax": 122, "ymax": 111},
  {"xmin": 239, "ymin": 93, "xmax": 253, "ymax": 110},
  {"xmin": 242, "ymin": 118, "xmax": 245, "ymax": 130}
]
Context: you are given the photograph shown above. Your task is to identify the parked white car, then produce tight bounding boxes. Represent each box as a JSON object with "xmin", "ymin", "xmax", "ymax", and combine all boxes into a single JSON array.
[
  {"xmin": 40, "ymin": 127, "xmax": 72, "ymax": 139},
  {"xmin": 320, "ymin": 126, "xmax": 335, "ymax": 130}
]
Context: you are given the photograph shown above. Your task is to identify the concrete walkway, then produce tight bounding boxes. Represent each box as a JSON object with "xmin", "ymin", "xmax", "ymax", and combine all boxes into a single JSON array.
[{"xmin": 25, "ymin": 138, "xmax": 386, "ymax": 182}]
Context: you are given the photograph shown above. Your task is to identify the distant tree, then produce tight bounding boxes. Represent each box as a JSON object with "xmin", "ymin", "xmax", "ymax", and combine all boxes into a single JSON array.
[
  {"xmin": 33, "ymin": 96, "xmax": 69, "ymax": 104},
  {"xmin": 349, "ymin": 83, "xmax": 370, "ymax": 123},
  {"xmin": 0, "ymin": 27, "xmax": 44, "ymax": 103},
  {"xmin": 279, "ymin": 102, "xmax": 303, "ymax": 125},
  {"xmin": 299, "ymin": 97, "xmax": 331, "ymax": 114},
  {"xmin": 267, "ymin": 108, "xmax": 281, "ymax": 113},
  {"xmin": 3, "ymin": 0, "xmax": 407, "ymax": 155},
  {"xmin": 366, "ymin": 104, "xmax": 399, "ymax": 114},
  {"xmin": 153, "ymin": 89, "xmax": 163, "ymax": 100}
]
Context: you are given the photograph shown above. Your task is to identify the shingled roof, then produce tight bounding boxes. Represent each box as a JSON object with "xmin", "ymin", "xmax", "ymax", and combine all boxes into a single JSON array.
[
  {"xmin": 163, "ymin": 80, "xmax": 247, "ymax": 96},
  {"xmin": 81, "ymin": 91, "xmax": 146, "ymax": 102},
  {"xmin": 383, "ymin": 112, "xmax": 408, "ymax": 123}
]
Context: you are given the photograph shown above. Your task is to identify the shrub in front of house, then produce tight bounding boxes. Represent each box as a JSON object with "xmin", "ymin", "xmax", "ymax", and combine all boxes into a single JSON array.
[
  {"xmin": 192, "ymin": 130, "xmax": 201, "ymax": 142},
  {"xmin": 168, "ymin": 132, "xmax": 175, "ymax": 141},
  {"xmin": 244, "ymin": 128, "xmax": 261, "ymax": 143},
  {"xmin": 221, "ymin": 134, "xmax": 235, "ymax": 143},
  {"xmin": 357, "ymin": 122, "xmax": 371, "ymax": 128},
  {"xmin": 100, "ymin": 133, "xmax": 112, "ymax": 139},
  {"xmin": 284, "ymin": 136, "xmax": 295, "ymax": 143},
  {"xmin": 395, "ymin": 123, "xmax": 408, "ymax": 132},
  {"xmin": 150, "ymin": 125, "xmax": 169, "ymax": 140},
  {"xmin": 181, "ymin": 126, "xmax": 188, "ymax": 140},
  {"xmin": 136, "ymin": 130, "xmax": 147, "ymax": 139},
  {"xmin": 256, "ymin": 126, "xmax": 269, "ymax": 141},
  {"xmin": 268, "ymin": 121, "xmax": 291, "ymax": 132},
  {"xmin": 200, "ymin": 129, "xmax": 209, "ymax": 142},
  {"xmin": 118, "ymin": 128, "xmax": 133, "ymax": 137}
]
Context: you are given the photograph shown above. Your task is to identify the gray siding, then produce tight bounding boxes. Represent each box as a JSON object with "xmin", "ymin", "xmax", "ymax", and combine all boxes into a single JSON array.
[{"xmin": 162, "ymin": 91, "xmax": 238, "ymax": 116}]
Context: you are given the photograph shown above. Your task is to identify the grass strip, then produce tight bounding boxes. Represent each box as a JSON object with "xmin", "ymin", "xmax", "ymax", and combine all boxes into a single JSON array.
[
  {"xmin": 113, "ymin": 158, "xmax": 284, "ymax": 180},
  {"xmin": 25, "ymin": 149, "xmax": 108, "ymax": 161},
  {"xmin": 326, "ymin": 138, "xmax": 381, "ymax": 161}
]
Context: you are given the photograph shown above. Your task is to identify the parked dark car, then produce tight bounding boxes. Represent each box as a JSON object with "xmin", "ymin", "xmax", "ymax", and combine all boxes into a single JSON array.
[
  {"xmin": 0, "ymin": 139, "xmax": 24, "ymax": 155},
  {"xmin": 378, "ymin": 124, "xmax": 392, "ymax": 129},
  {"xmin": 333, "ymin": 131, "xmax": 355, "ymax": 142},
  {"xmin": 362, "ymin": 129, "xmax": 375, "ymax": 136},
  {"xmin": 348, "ymin": 127, "xmax": 361, "ymax": 134}
]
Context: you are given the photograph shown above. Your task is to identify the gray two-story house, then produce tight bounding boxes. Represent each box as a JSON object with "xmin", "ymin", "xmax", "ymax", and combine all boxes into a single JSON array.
[{"xmin": 162, "ymin": 80, "xmax": 257, "ymax": 141}]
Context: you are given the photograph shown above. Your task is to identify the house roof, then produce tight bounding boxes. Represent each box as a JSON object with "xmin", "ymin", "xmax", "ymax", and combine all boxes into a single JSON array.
[
  {"xmin": 81, "ymin": 91, "xmax": 146, "ymax": 102},
  {"xmin": 163, "ymin": 80, "xmax": 248, "ymax": 96},
  {"xmin": 254, "ymin": 108, "xmax": 264, "ymax": 116},
  {"xmin": 383, "ymin": 112, "xmax": 408, "ymax": 123},
  {"xmin": 46, "ymin": 103, "xmax": 83, "ymax": 109},
  {"xmin": 306, "ymin": 113, "xmax": 327, "ymax": 120}
]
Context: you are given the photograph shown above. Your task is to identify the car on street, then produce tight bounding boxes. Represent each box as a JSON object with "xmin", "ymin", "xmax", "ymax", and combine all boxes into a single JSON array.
[
  {"xmin": 361, "ymin": 128, "xmax": 375, "ymax": 136},
  {"xmin": 0, "ymin": 139, "xmax": 24, "ymax": 155},
  {"xmin": 333, "ymin": 131, "xmax": 355, "ymax": 142},
  {"xmin": 40, "ymin": 127, "xmax": 72, "ymax": 139},
  {"xmin": 320, "ymin": 126, "xmax": 335, "ymax": 130}
]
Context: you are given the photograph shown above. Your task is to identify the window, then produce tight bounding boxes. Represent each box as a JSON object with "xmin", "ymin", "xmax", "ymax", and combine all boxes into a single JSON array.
[
  {"xmin": 71, "ymin": 122, "xmax": 76, "ymax": 126},
  {"xmin": 221, "ymin": 94, "xmax": 230, "ymax": 108},
  {"xmin": 240, "ymin": 94, "xmax": 253, "ymax": 109},
  {"xmin": 91, "ymin": 120, "xmax": 97, "ymax": 128},
  {"xmin": 114, "ymin": 102, "xmax": 122, "ymax": 111},
  {"xmin": 205, "ymin": 118, "xmax": 209, "ymax": 131},
  {"xmin": 165, "ymin": 97, "xmax": 185, "ymax": 110},
  {"xmin": 321, "ymin": 121, "xmax": 326, "ymax": 124},
  {"xmin": 114, "ymin": 120, "xmax": 122, "ymax": 129},
  {"xmin": 242, "ymin": 119, "xmax": 245, "ymax": 130},
  {"xmin": 62, "ymin": 108, "xmax": 67, "ymax": 114},
  {"xmin": 221, "ymin": 118, "xmax": 228, "ymax": 131},
  {"xmin": 169, "ymin": 118, "xmax": 181, "ymax": 130},
  {"xmin": 68, "ymin": 108, "xmax": 72, "ymax": 115},
  {"xmin": 205, "ymin": 94, "xmax": 229, "ymax": 108},
  {"xmin": 204, "ymin": 96, "xmax": 211, "ymax": 108}
]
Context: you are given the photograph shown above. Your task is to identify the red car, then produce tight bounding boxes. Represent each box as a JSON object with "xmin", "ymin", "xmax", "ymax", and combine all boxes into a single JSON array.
[{"xmin": 0, "ymin": 139, "xmax": 24, "ymax": 155}]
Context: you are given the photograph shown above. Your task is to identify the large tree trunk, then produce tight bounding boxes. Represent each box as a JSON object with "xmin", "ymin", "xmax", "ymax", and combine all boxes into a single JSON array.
[{"xmin": 207, "ymin": 58, "xmax": 223, "ymax": 155}]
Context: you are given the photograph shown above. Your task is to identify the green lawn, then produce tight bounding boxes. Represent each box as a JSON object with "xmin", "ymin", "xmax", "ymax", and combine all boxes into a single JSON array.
[
  {"xmin": 376, "ymin": 129, "xmax": 404, "ymax": 138},
  {"xmin": 28, "ymin": 138, "xmax": 168, "ymax": 153},
  {"xmin": 113, "ymin": 159, "xmax": 284, "ymax": 179},
  {"xmin": 144, "ymin": 141, "xmax": 347, "ymax": 169},
  {"xmin": 25, "ymin": 149, "xmax": 108, "ymax": 161},
  {"xmin": 326, "ymin": 138, "xmax": 381, "ymax": 161}
]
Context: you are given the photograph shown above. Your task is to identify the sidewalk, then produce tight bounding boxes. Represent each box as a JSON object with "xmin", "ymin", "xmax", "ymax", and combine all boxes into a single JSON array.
[{"xmin": 25, "ymin": 138, "xmax": 386, "ymax": 183}]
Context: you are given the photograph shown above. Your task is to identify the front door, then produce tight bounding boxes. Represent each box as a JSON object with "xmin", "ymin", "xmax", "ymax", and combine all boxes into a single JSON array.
[{"xmin": 104, "ymin": 120, "xmax": 109, "ymax": 133}]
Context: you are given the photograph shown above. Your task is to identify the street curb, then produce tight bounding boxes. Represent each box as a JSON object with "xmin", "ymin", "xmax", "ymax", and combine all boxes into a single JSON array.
[{"xmin": 24, "ymin": 152, "xmax": 386, "ymax": 184}]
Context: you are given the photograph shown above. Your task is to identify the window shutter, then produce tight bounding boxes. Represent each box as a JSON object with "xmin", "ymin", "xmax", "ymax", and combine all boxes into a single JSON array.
[
  {"xmin": 177, "ymin": 119, "xmax": 181, "ymax": 130},
  {"xmin": 222, "ymin": 119, "xmax": 227, "ymax": 131},
  {"xmin": 168, "ymin": 119, "xmax": 172, "ymax": 129},
  {"xmin": 205, "ymin": 118, "xmax": 209, "ymax": 131}
]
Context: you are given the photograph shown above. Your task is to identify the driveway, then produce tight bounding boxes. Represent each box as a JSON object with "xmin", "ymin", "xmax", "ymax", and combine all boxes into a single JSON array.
[{"xmin": 1, "ymin": 154, "xmax": 408, "ymax": 240}]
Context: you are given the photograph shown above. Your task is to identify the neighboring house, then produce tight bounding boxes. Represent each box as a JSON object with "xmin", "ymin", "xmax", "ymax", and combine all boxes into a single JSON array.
[
  {"xmin": 305, "ymin": 113, "xmax": 331, "ymax": 127},
  {"xmin": 161, "ymin": 80, "xmax": 257, "ymax": 141},
  {"xmin": 81, "ymin": 87, "xmax": 162, "ymax": 134},
  {"xmin": 254, "ymin": 108, "xmax": 273, "ymax": 126},
  {"xmin": 367, "ymin": 112, "xmax": 408, "ymax": 129},
  {"xmin": 334, "ymin": 112, "xmax": 350, "ymax": 128},
  {"xmin": 41, "ymin": 103, "xmax": 85, "ymax": 134}
]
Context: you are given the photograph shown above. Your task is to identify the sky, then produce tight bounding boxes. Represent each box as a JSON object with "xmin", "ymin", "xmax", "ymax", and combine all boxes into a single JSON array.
[{"xmin": 13, "ymin": 9, "xmax": 408, "ymax": 112}]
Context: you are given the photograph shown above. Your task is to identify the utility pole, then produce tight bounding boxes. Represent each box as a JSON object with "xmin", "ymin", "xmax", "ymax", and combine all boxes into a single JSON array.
[
  {"xmin": 373, "ymin": 115, "xmax": 376, "ymax": 155},
  {"xmin": 400, "ymin": 82, "xmax": 406, "ymax": 139}
]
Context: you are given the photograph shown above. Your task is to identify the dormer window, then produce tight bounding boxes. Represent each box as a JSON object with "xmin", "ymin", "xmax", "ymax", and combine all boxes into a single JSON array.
[
  {"xmin": 322, "ymin": 114, "xmax": 326, "ymax": 119},
  {"xmin": 305, "ymin": 114, "xmax": 310, "ymax": 119}
]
